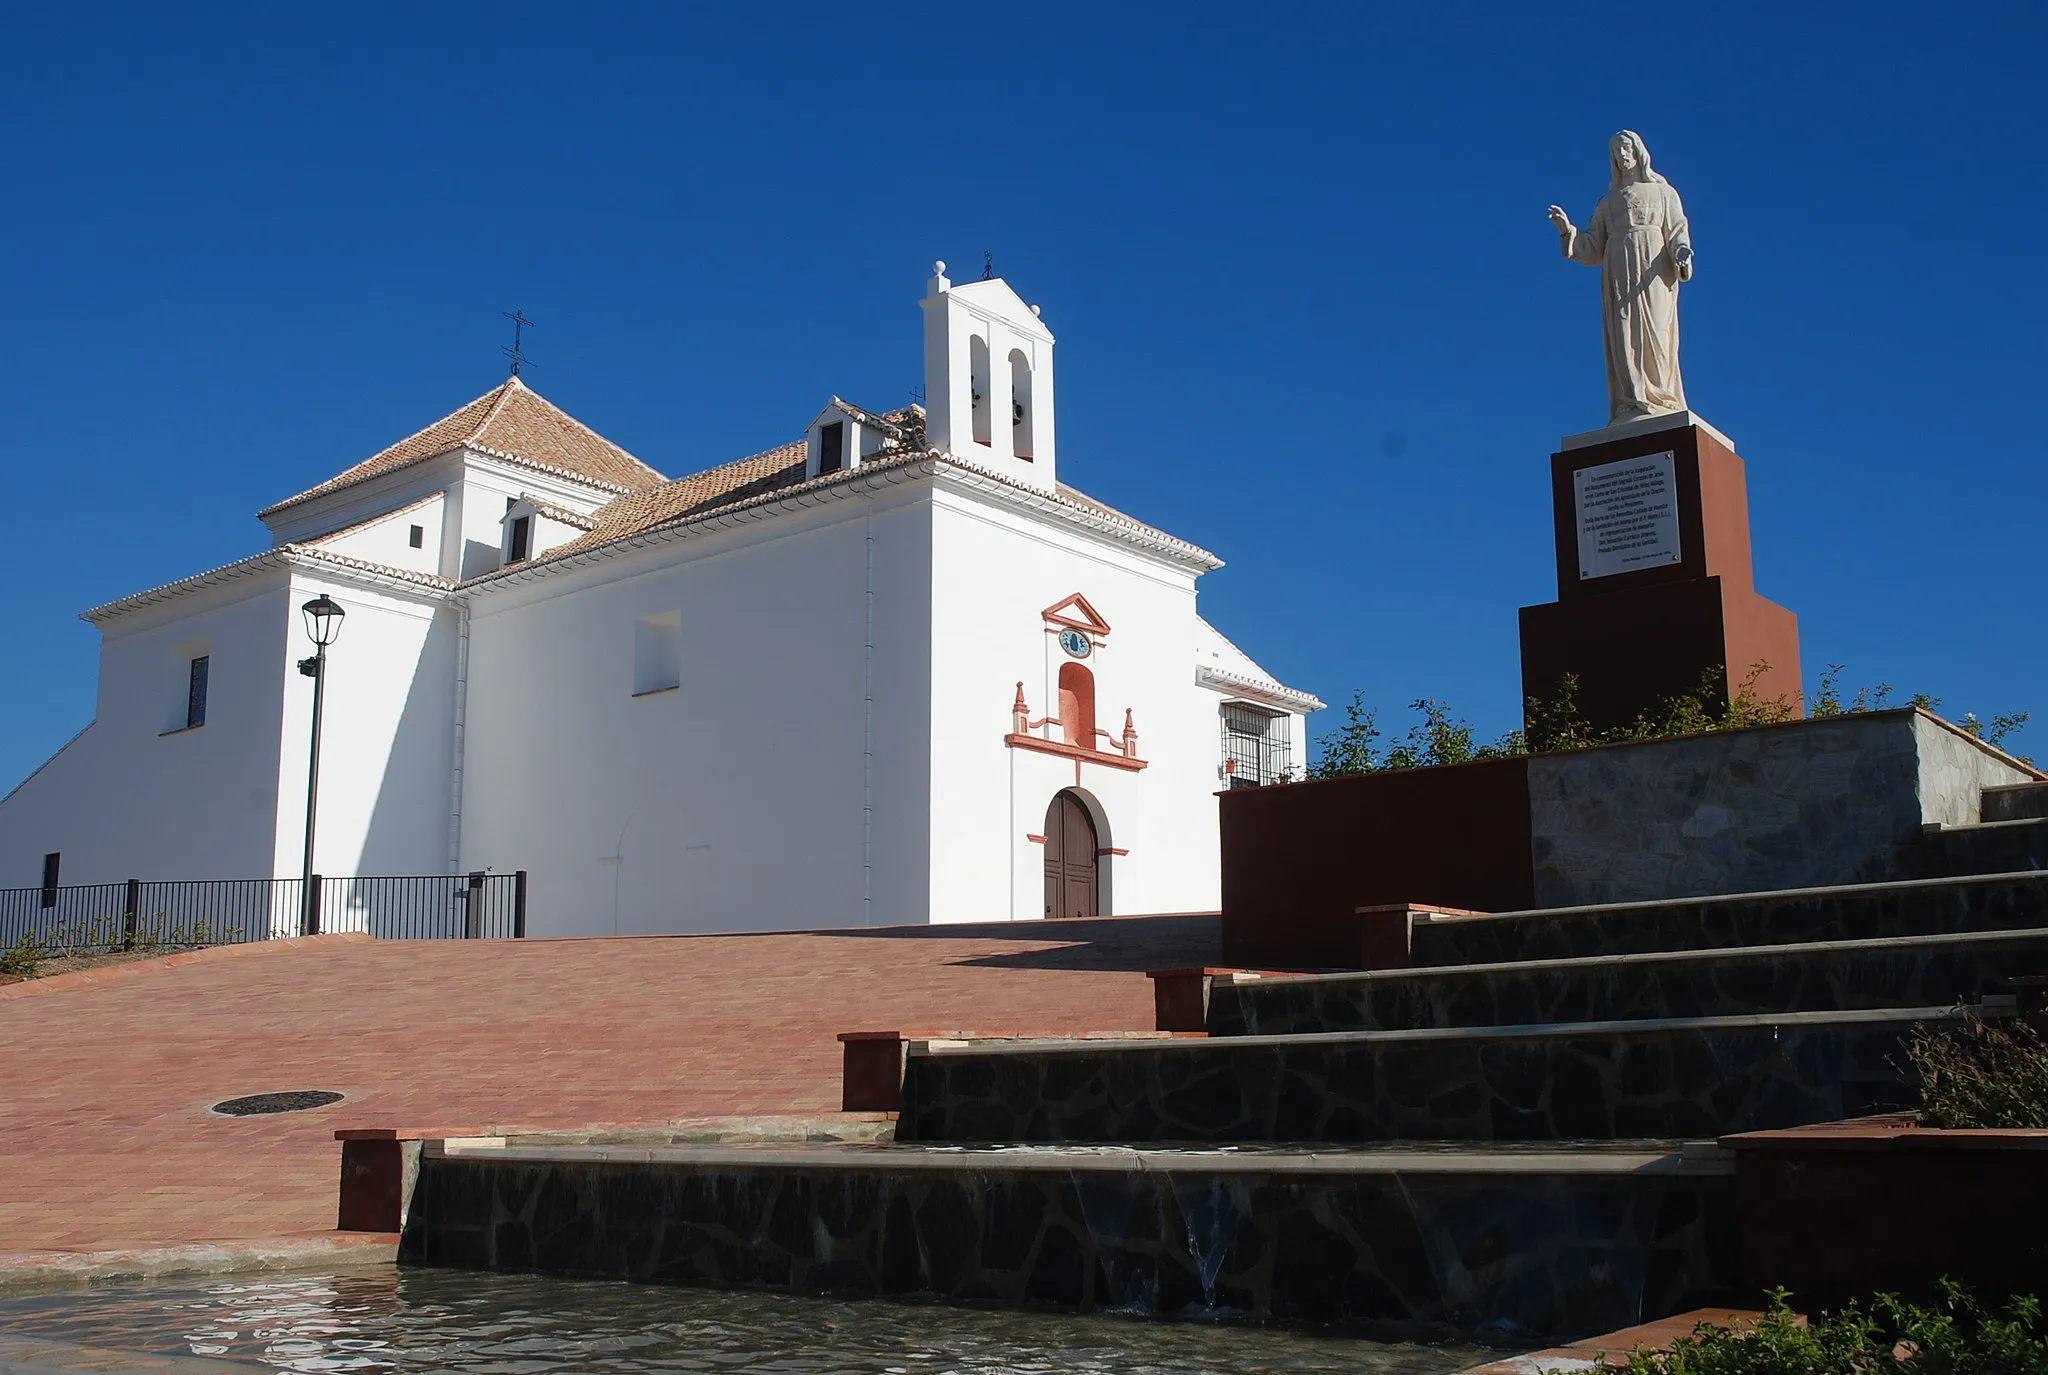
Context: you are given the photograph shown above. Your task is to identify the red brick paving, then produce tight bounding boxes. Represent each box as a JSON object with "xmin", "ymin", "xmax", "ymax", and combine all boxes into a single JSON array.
[{"xmin": 0, "ymin": 915, "xmax": 1215, "ymax": 1256}]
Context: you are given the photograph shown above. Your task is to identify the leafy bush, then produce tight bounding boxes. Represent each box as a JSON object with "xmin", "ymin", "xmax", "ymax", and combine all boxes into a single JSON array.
[
  {"xmin": 1809, "ymin": 664, "xmax": 2030, "ymax": 758},
  {"xmin": 1308, "ymin": 662, "xmax": 1791, "ymax": 778},
  {"xmin": 1908, "ymin": 1015, "xmax": 2048, "ymax": 1130},
  {"xmin": 1308, "ymin": 663, "xmax": 2029, "ymax": 779},
  {"xmin": 1593, "ymin": 1282, "xmax": 2048, "ymax": 1374},
  {"xmin": 0, "ymin": 932, "xmax": 45, "ymax": 980}
]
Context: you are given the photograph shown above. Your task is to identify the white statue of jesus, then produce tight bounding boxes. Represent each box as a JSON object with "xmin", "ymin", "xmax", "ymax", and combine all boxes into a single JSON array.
[{"xmin": 1548, "ymin": 131, "xmax": 1694, "ymax": 426}]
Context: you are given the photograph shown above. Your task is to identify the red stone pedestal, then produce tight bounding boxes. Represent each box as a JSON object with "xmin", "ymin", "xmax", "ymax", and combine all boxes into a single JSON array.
[{"xmin": 1519, "ymin": 418, "xmax": 1802, "ymax": 734}]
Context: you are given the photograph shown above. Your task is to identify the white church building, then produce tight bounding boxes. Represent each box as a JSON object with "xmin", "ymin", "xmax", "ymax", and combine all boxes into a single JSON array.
[{"xmin": 0, "ymin": 265, "xmax": 1320, "ymax": 935}]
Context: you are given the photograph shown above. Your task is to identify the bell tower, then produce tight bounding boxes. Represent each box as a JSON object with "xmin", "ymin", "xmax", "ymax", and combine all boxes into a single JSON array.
[{"xmin": 920, "ymin": 260, "xmax": 1057, "ymax": 494}]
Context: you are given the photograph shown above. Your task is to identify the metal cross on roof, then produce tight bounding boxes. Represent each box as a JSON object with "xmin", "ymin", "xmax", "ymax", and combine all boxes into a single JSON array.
[
  {"xmin": 982, "ymin": 251, "xmax": 994, "ymax": 281},
  {"xmin": 502, "ymin": 309, "xmax": 537, "ymax": 377}
]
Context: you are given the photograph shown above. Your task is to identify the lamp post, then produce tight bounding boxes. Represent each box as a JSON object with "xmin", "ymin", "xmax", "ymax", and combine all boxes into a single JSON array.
[{"xmin": 297, "ymin": 594, "xmax": 346, "ymax": 935}]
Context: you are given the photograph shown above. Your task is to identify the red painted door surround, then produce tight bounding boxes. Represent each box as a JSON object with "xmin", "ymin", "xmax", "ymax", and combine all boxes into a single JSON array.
[{"xmin": 1043, "ymin": 791, "xmax": 1099, "ymax": 918}]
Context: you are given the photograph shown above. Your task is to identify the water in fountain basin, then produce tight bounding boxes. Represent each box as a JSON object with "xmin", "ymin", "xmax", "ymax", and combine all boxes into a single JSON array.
[{"xmin": 0, "ymin": 1268, "xmax": 1495, "ymax": 1374}]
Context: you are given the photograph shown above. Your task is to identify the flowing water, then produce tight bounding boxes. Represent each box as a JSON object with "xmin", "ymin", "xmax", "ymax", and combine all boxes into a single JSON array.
[{"xmin": 0, "ymin": 1268, "xmax": 1499, "ymax": 1374}]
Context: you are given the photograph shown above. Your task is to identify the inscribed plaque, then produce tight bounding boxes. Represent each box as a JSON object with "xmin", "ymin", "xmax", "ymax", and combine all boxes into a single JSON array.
[{"xmin": 1574, "ymin": 451, "xmax": 1681, "ymax": 580}]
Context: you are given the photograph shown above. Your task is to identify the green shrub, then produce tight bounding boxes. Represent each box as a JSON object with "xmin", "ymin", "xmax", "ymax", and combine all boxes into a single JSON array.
[
  {"xmin": 1309, "ymin": 663, "xmax": 2029, "ymax": 779},
  {"xmin": 1909, "ymin": 1016, "xmax": 2048, "ymax": 1130},
  {"xmin": 1809, "ymin": 664, "xmax": 2030, "ymax": 760},
  {"xmin": 1590, "ymin": 1282, "xmax": 2048, "ymax": 1373},
  {"xmin": 0, "ymin": 932, "xmax": 45, "ymax": 979}
]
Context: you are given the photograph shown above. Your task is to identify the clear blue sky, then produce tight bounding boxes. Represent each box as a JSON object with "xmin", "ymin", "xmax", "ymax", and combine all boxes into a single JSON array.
[{"xmin": 3, "ymin": 2, "xmax": 2042, "ymax": 789}]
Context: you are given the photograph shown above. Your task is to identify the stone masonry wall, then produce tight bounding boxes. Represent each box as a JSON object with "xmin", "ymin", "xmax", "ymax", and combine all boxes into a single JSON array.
[
  {"xmin": 1528, "ymin": 710, "xmax": 2032, "ymax": 908},
  {"xmin": 1915, "ymin": 713, "xmax": 2036, "ymax": 830},
  {"xmin": 1213, "ymin": 930, "xmax": 2048, "ymax": 1038},
  {"xmin": 1413, "ymin": 872, "xmax": 2048, "ymax": 966},
  {"xmin": 901, "ymin": 1017, "xmax": 1929, "ymax": 1146},
  {"xmin": 402, "ymin": 1153, "xmax": 1736, "ymax": 1340}
]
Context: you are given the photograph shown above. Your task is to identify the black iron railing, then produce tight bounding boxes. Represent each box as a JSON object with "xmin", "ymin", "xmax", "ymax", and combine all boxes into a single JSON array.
[{"xmin": 0, "ymin": 871, "xmax": 527, "ymax": 955}]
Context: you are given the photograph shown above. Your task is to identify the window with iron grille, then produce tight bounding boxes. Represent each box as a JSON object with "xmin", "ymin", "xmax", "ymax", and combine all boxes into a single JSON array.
[{"xmin": 1221, "ymin": 703, "xmax": 1290, "ymax": 788}]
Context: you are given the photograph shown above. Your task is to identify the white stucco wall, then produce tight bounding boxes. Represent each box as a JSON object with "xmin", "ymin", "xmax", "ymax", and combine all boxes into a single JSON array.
[
  {"xmin": 265, "ymin": 448, "xmax": 623, "ymax": 582},
  {"xmin": 925, "ymin": 481, "xmax": 1224, "ymax": 922},
  {"xmin": 312, "ymin": 495, "xmax": 447, "ymax": 577},
  {"xmin": 0, "ymin": 575, "xmax": 293, "ymax": 886},
  {"xmin": 2, "ymin": 460, "xmax": 1303, "ymax": 939},
  {"xmin": 455, "ymin": 480, "xmax": 934, "ymax": 937},
  {"xmin": 273, "ymin": 575, "xmax": 457, "ymax": 885},
  {"xmin": 450, "ymin": 455, "xmax": 616, "ymax": 581}
]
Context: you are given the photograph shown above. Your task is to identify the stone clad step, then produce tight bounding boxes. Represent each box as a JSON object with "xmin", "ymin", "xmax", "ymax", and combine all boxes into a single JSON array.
[
  {"xmin": 397, "ymin": 1138, "xmax": 1737, "ymax": 1337},
  {"xmin": 1410, "ymin": 871, "xmax": 2048, "ymax": 968},
  {"xmin": 1928, "ymin": 817, "xmax": 2048, "ymax": 878},
  {"xmin": 1984, "ymin": 782, "xmax": 2048, "ymax": 823},
  {"xmin": 1208, "ymin": 928, "xmax": 2048, "ymax": 1038},
  {"xmin": 899, "ymin": 1006, "xmax": 1961, "ymax": 1147}
]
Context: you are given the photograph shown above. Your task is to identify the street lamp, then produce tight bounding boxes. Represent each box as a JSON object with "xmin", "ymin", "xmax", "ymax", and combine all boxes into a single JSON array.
[{"xmin": 297, "ymin": 594, "xmax": 346, "ymax": 935}]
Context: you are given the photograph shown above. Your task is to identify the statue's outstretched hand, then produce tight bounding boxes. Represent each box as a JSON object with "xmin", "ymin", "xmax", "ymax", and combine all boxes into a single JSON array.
[{"xmin": 1547, "ymin": 204, "xmax": 1574, "ymax": 234}]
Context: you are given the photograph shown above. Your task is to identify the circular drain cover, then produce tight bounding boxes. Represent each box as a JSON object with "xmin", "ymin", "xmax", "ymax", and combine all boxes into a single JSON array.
[{"xmin": 210, "ymin": 1090, "xmax": 344, "ymax": 1117}]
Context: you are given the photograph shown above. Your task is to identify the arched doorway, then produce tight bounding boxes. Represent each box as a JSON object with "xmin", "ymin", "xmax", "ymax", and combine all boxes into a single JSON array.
[{"xmin": 1043, "ymin": 790, "xmax": 1099, "ymax": 918}]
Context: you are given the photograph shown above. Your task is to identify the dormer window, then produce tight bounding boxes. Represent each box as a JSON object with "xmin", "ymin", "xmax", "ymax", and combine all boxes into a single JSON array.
[
  {"xmin": 506, "ymin": 515, "xmax": 532, "ymax": 564},
  {"xmin": 818, "ymin": 421, "xmax": 846, "ymax": 475}
]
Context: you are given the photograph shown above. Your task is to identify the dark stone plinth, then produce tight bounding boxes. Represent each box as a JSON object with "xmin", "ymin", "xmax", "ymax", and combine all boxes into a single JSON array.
[
  {"xmin": 1725, "ymin": 1118, "xmax": 2048, "ymax": 1310},
  {"xmin": 337, "ymin": 1139, "xmax": 407, "ymax": 1232},
  {"xmin": 1519, "ymin": 421, "xmax": 1802, "ymax": 734},
  {"xmin": 839, "ymin": 1034, "xmax": 907, "ymax": 1113},
  {"xmin": 1217, "ymin": 755, "xmax": 1533, "ymax": 968}
]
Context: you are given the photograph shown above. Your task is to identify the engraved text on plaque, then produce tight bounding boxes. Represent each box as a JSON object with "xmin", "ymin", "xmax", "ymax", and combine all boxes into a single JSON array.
[{"xmin": 1574, "ymin": 451, "xmax": 1681, "ymax": 580}]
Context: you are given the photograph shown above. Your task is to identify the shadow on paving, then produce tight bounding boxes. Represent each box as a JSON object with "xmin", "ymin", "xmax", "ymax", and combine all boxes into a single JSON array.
[{"xmin": 811, "ymin": 913, "xmax": 1220, "ymax": 972}]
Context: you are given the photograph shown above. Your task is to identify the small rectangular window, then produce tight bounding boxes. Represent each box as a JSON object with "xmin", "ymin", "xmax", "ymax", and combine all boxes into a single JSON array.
[
  {"xmin": 818, "ymin": 421, "xmax": 845, "ymax": 475},
  {"xmin": 633, "ymin": 612, "xmax": 683, "ymax": 695},
  {"xmin": 408, "ymin": 524, "xmax": 424, "ymax": 549},
  {"xmin": 507, "ymin": 516, "xmax": 532, "ymax": 564},
  {"xmin": 1222, "ymin": 704, "xmax": 1289, "ymax": 788},
  {"xmin": 186, "ymin": 655, "xmax": 210, "ymax": 729},
  {"xmin": 40, "ymin": 852, "xmax": 60, "ymax": 909}
]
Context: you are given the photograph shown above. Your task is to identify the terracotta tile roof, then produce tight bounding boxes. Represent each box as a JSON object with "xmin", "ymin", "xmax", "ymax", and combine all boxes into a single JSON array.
[
  {"xmin": 301, "ymin": 491, "xmax": 444, "ymax": 546},
  {"xmin": 516, "ymin": 496, "xmax": 599, "ymax": 531},
  {"xmin": 79, "ymin": 546, "xmax": 453, "ymax": 625},
  {"xmin": 539, "ymin": 439, "xmax": 815, "ymax": 560},
  {"xmin": 260, "ymin": 378, "xmax": 665, "ymax": 518},
  {"xmin": 465, "ymin": 398, "xmax": 1220, "ymax": 583}
]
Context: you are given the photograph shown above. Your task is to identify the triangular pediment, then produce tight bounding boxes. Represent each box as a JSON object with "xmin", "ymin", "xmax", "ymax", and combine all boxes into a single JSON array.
[
  {"xmin": 945, "ymin": 278, "xmax": 1054, "ymax": 342},
  {"xmin": 1042, "ymin": 593, "xmax": 1111, "ymax": 637}
]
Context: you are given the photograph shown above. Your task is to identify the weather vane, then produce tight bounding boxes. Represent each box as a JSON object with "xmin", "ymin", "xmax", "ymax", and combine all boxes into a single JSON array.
[
  {"xmin": 982, "ymin": 251, "xmax": 994, "ymax": 281},
  {"xmin": 502, "ymin": 309, "xmax": 537, "ymax": 377}
]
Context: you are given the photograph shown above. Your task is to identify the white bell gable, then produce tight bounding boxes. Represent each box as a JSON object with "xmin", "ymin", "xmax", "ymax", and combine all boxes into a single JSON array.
[{"xmin": 920, "ymin": 262, "xmax": 1056, "ymax": 493}]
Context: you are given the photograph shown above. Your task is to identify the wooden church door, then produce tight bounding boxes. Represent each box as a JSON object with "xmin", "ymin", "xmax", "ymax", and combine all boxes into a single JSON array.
[{"xmin": 1042, "ymin": 791, "xmax": 1099, "ymax": 918}]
